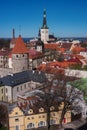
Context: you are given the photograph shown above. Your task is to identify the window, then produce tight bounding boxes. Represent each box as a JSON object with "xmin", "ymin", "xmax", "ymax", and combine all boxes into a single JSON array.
[
  {"xmin": 38, "ymin": 121, "xmax": 45, "ymax": 127},
  {"xmin": 32, "ymin": 117, "xmax": 34, "ymax": 119},
  {"xmin": 15, "ymin": 112, "xmax": 18, "ymax": 115},
  {"xmin": 1, "ymin": 88, "xmax": 3, "ymax": 93},
  {"xmin": 6, "ymin": 88, "xmax": 8, "ymax": 93},
  {"xmin": 50, "ymin": 119, "xmax": 56, "ymax": 125},
  {"xmin": 27, "ymin": 123, "xmax": 34, "ymax": 129},
  {"xmin": 15, "ymin": 118, "xmax": 19, "ymax": 122},
  {"xmin": 42, "ymin": 115, "xmax": 45, "ymax": 118},
  {"xmin": 24, "ymin": 84, "xmax": 26, "ymax": 89},
  {"xmin": 21, "ymin": 86, "xmax": 22, "ymax": 90},
  {"xmin": 15, "ymin": 125, "xmax": 19, "ymax": 130},
  {"xmin": 2, "ymin": 96, "xmax": 3, "ymax": 101},
  {"xmin": 53, "ymin": 79, "xmax": 58, "ymax": 86},
  {"xmin": 16, "ymin": 55, "xmax": 18, "ymax": 58},
  {"xmin": 53, "ymin": 113, "xmax": 55, "ymax": 116},
  {"xmin": 17, "ymin": 87, "xmax": 19, "ymax": 92}
]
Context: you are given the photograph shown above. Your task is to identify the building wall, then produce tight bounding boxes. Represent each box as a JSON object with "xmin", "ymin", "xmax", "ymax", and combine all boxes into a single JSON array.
[
  {"xmin": 10, "ymin": 43, "xmax": 15, "ymax": 49},
  {"xmin": 65, "ymin": 69, "xmax": 87, "ymax": 78},
  {"xmin": 80, "ymin": 51, "xmax": 87, "ymax": 58},
  {"xmin": 12, "ymin": 54, "xmax": 29, "ymax": 73},
  {"xmin": 12, "ymin": 82, "xmax": 31, "ymax": 102},
  {"xmin": 8, "ymin": 58, "xmax": 12, "ymax": 68},
  {"xmin": 6, "ymin": 86, "xmax": 12, "ymax": 102},
  {"xmin": 0, "ymin": 85, "xmax": 5, "ymax": 101},
  {"xmin": 0, "ymin": 85, "xmax": 12, "ymax": 102},
  {"xmin": 9, "ymin": 103, "xmax": 71, "ymax": 130},
  {"xmin": 0, "ymin": 68, "xmax": 12, "ymax": 77},
  {"xmin": 4, "ymin": 81, "xmax": 43, "ymax": 103},
  {"xmin": 9, "ymin": 107, "xmax": 25, "ymax": 130},
  {"xmin": 0, "ymin": 55, "xmax": 8, "ymax": 68},
  {"xmin": 25, "ymin": 113, "xmax": 47, "ymax": 129}
]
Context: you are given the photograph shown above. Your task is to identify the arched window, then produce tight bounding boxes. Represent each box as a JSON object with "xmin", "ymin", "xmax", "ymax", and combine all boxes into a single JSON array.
[
  {"xmin": 27, "ymin": 123, "xmax": 34, "ymax": 129},
  {"xmin": 15, "ymin": 125, "xmax": 19, "ymax": 130},
  {"xmin": 50, "ymin": 119, "xmax": 56, "ymax": 125},
  {"xmin": 38, "ymin": 121, "xmax": 45, "ymax": 127}
]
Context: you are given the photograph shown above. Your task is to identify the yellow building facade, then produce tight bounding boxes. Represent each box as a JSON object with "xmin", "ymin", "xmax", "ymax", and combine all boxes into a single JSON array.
[{"xmin": 9, "ymin": 102, "xmax": 71, "ymax": 130}]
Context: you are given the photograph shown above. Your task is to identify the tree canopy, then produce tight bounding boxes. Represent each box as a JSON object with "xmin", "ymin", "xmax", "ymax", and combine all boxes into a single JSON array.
[{"xmin": 69, "ymin": 78, "xmax": 87, "ymax": 101}]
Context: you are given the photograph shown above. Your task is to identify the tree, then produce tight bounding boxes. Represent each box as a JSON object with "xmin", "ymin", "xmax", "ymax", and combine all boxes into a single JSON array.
[
  {"xmin": 0, "ymin": 104, "xmax": 8, "ymax": 128},
  {"xmin": 26, "ymin": 89, "xmax": 62, "ymax": 130},
  {"xmin": 49, "ymin": 72, "xmax": 84, "ymax": 127},
  {"xmin": 18, "ymin": 71, "xmax": 85, "ymax": 129},
  {"xmin": 70, "ymin": 64, "xmax": 82, "ymax": 70},
  {"xmin": 70, "ymin": 78, "xmax": 87, "ymax": 101}
]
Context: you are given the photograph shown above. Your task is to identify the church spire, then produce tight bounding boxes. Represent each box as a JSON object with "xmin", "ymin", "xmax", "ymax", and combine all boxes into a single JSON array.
[
  {"xmin": 13, "ymin": 28, "xmax": 15, "ymax": 39},
  {"xmin": 38, "ymin": 28, "xmax": 41, "ymax": 40},
  {"xmin": 42, "ymin": 9, "xmax": 48, "ymax": 29}
]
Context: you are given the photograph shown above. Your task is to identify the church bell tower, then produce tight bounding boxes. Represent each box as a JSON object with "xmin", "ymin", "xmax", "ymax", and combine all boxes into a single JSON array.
[{"xmin": 41, "ymin": 9, "xmax": 49, "ymax": 43}]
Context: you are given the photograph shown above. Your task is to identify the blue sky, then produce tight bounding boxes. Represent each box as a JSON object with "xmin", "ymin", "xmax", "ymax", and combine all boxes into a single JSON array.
[{"xmin": 0, "ymin": 0, "xmax": 87, "ymax": 38}]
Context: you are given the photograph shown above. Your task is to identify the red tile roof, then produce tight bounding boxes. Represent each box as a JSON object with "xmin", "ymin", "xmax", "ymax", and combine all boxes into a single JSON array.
[
  {"xmin": 12, "ymin": 35, "xmax": 28, "ymax": 54},
  {"xmin": 71, "ymin": 46, "xmax": 84, "ymax": 53},
  {"xmin": 37, "ymin": 59, "xmax": 81, "ymax": 72},
  {"xmin": 44, "ymin": 43, "xmax": 65, "ymax": 53},
  {"xmin": 37, "ymin": 63, "xmax": 64, "ymax": 74},
  {"xmin": 44, "ymin": 44, "xmax": 59, "ymax": 50},
  {"xmin": 28, "ymin": 49, "xmax": 44, "ymax": 59}
]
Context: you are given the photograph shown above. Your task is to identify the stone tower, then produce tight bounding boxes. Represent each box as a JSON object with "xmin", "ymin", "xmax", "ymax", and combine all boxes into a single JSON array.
[
  {"xmin": 41, "ymin": 9, "xmax": 49, "ymax": 43},
  {"xmin": 12, "ymin": 35, "xmax": 29, "ymax": 73}
]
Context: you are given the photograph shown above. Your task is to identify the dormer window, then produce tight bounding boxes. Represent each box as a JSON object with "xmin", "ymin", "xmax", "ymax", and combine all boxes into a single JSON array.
[
  {"xmin": 15, "ymin": 112, "xmax": 18, "ymax": 115},
  {"xmin": 39, "ymin": 107, "xmax": 44, "ymax": 112},
  {"xmin": 28, "ymin": 109, "xmax": 33, "ymax": 114}
]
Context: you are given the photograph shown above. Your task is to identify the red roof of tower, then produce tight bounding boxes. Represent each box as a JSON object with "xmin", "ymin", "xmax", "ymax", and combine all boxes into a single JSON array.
[{"xmin": 12, "ymin": 35, "xmax": 28, "ymax": 54}]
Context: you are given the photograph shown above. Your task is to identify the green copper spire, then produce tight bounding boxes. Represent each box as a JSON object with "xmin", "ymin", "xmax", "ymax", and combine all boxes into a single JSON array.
[{"xmin": 42, "ymin": 9, "xmax": 48, "ymax": 29}]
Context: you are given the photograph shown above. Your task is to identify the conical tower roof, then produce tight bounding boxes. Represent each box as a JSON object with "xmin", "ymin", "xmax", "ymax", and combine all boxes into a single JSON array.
[{"xmin": 12, "ymin": 35, "xmax": 28, "ymax": 54}]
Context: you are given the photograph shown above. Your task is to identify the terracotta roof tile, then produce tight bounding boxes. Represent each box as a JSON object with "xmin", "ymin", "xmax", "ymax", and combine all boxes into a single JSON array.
[
  {"xmin": 44, "ymin": 44, "xmax": 59, "ymax": 50},
  {"xmin": 12, "ymin": 35, "xmax": 28, "ymax": 54}
]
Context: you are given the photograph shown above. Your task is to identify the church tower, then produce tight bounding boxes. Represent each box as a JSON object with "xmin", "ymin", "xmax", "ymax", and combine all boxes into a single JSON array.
[
  {"xmin": 12, "ymin": 35, "xmax": 29, "ymax": 73},
  {"xmin": 41, "ymin": 9, "xmax": 49, "ymax": 43},
  {"xmin": 35, "ymin": 29, "xmax": 44, "ymax": 53}
]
